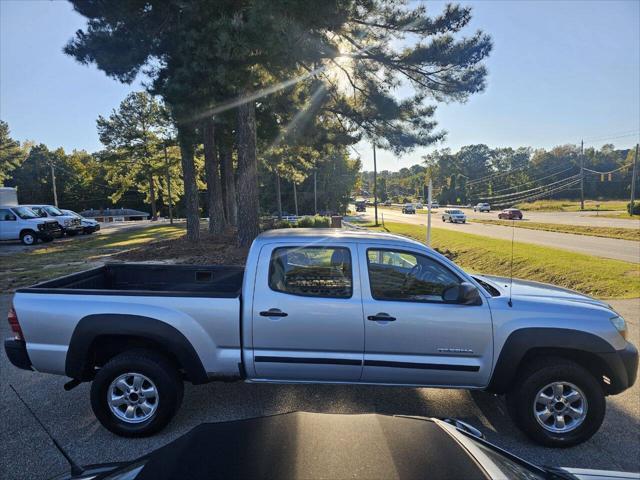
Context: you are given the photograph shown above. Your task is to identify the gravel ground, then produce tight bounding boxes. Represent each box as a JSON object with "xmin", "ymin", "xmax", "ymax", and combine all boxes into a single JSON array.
[{"xmin": 1, "ymin": 294, "xmax": 638, "ymax": 479}]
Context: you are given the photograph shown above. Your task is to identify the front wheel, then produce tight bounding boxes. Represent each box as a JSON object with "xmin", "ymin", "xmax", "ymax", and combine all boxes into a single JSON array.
[
  {"xmin": 20, "ymin": 230, "xmax": 37, "ymax": 245},
  {"xmin": 90, "ymin": 349, "xmax": 184, "ymax": 437},
  {"xmin": 66, "ymin": 230, "xmax": 78, "ymax": 237},
  {"xmin": 506, "ymin": 358, "xmax": 605, "ymax": 447}
]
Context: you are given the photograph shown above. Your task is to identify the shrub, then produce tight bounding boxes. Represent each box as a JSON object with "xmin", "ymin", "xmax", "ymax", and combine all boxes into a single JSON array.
[
  {"xmin": 274, "ymin": 220, "xmax": 293, "ymax": 229},
  {"xmin": 313, "ymin": 216, "xmax": 330, "ymax": 228},
  {"xmin": 297, "ymin": 216, "xmax": 315, "ymax": 228},
  {"xmin": 628, "ymin": 201, "xmax": 640, "ymax": 215}
]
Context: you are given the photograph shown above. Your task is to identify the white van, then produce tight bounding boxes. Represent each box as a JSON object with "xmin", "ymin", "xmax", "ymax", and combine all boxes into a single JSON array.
[
  {"xmin": 22, "ymin": 204, "xmax": 83, "ymax": 236},
  {"xmin": 0, "ymin": 205, "xmax": 63, "ymax": 245}
]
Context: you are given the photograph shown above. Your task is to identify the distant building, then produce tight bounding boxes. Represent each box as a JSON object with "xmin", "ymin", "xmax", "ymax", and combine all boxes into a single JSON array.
[{"xmin": 79, "ymin": 208, "xmax": 150, "ymax": 222}]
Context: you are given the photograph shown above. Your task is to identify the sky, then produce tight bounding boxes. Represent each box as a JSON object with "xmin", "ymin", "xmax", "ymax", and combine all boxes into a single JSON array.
[{"xmin": 1, "ymin": 0, "xmax": 639, "ymax": 172}]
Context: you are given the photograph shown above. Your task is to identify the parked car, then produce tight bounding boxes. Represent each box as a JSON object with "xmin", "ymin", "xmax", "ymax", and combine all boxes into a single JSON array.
[
  {"xmin": 61, "ymin": 209, "xmax": 101, "ymax": 234},
  {"xmin": 402, "ymin": 203, "xmax": 416, "ymax": 214},
  {"xmin": 442, "ymin": 209, "xmax": 467, "ymax": 223},
  {"xmin": 415, "ymin": 202, "xmax": 423, "ymax": 209},
  {"xmin": 430, "ymin": 202, "xmax": 439, "ymax": 209},
  {"xmin": 6, "ymin": 230, "xmax": 637, "ymax": 446},
  {"xmin": 355, "ymin": 201, "xmax": 366, "ymax": 212},
  {"xmin": 382, "ymin": 200, "xmax": 392, "ymax": 206},
  {"xmin": 498, "ymin": 208, "xmax": 523, "ymax": 220},
  {"xmin": 49, "ymin": 412, "xmax": 640, "ymax": 480},
  {"xmin": 22, "ymin": 204, "xmax": 83, "ymax": 236},
  {"xmin": 0, "ymin": 205, "xmax": 63, "ymax": 245},
  {"xmin": 473, "ymin": 203, "xmax": 491, "ymax": 212}
]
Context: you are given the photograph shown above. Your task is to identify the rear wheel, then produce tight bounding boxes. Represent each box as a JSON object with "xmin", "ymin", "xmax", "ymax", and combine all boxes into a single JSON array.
[
  {"xmin": 506, "ymin": 357, "xmax": 605, "ymax": 447},
  {"xmin": 20, "ymin": 230, "xmax": 37, "ymax": 245},
  {"xmin": 90, "ymin": 349, "xmax": 184, "ymax": 437}
]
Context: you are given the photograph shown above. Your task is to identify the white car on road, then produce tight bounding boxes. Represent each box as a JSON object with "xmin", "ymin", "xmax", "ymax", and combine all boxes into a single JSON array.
[
  {"xmin": 442, "ymin": 209, "xmax": 467, "ymax": 223},
  {"xmin": 473, "ymin": 203, "xmax": 491, "ymax": 213}
]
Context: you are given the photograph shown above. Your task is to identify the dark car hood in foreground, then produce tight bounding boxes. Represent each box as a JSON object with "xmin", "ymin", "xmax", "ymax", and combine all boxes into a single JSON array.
[{"xmin": 52, "ymin": 412, "xmax": 639, "ymax": 480}]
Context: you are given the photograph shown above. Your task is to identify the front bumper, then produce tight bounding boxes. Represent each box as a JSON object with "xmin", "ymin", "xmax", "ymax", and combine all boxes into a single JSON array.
[
  {"xmin": 4, "ymin": 338, "xmax": 33, "ymax": 371},
  {"xmin": 37, "ymin": 227, "xmax": 63, "ymax": 239},
  {"xmin": 600, "ymin": 342, "xmax": 638, "ymax": 394}
]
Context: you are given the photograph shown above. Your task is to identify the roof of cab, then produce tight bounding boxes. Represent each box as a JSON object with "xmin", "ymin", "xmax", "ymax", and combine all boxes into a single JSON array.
[{"xmin": 256, "ymin": 228, "xmax": 427, "ymax": 249}]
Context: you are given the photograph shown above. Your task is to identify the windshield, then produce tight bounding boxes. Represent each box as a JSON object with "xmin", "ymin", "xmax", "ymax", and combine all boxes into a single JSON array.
[
  {"xmin": 12, "ymin": 206, "xmax": 40, "ymax": 220},
  {"xmin": 65, "ymin": 210, "xmax": 82, "ymax": 218},
  {"xmin": 450, "ymin": 210, "xmax": 463, "ymax": 214},
  {"xmin": 43, "ymin": 205, "xmax": 64, "ymax": 216}
]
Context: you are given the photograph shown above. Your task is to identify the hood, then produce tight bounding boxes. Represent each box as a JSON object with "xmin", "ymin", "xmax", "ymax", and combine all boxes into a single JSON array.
[
  {"xmin": 558, "ymin": 467, "xmax": 640, "ymax": 480},
  {"xmin": 476, "ymin": 275, "xmax": 609, "ymax": 308}
]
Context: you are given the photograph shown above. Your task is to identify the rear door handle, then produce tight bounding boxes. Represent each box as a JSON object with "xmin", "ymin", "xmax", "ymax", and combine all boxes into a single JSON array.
[
  {"xmin": 260, "ymin": 308, "xmax": 288, "ymax": 317},
  {"xmin": 367, "ymin": 313, "xmax": 396, "ymax": 322}
]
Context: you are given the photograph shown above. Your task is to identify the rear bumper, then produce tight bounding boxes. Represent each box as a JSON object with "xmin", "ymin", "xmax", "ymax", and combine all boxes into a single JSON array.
[
  {"xmin": 600, "ymin": 342, "xmax": 638, "ymax": 394},
  {"xmin": 4, "ymin": 338, "xmax": 33, "ymax": 371}
]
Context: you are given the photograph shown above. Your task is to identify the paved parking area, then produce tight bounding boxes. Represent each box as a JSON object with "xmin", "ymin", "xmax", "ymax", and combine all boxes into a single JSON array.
[{"xmin": 1, "ymin": 294, "xmax": 638, "ymax": 479}]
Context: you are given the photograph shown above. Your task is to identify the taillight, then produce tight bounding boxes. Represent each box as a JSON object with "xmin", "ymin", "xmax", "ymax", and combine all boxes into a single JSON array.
[{"xmin": 7, "ymin": 305, "xmax": 23, "ymax": 340}]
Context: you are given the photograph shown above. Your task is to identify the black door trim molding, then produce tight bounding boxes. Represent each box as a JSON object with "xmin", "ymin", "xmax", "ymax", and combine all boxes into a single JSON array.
[
  {"xmin": 364, "ymin": 359, "xmax": 480, "ymax": 372},
  {"xmin": 255, "ymin": 356, "xmax": 361, "ymax": 366}
]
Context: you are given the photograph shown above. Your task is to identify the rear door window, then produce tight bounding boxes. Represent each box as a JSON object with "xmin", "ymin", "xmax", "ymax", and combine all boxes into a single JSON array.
[{"xmin": 269, "ymin": 246, "xmax": 352, "ymax": 298}]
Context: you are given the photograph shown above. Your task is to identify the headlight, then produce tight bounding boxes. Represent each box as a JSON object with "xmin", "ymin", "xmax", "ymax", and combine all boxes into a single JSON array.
[{"xmin": 610, "ymin": 316, "xmax": 627, "ymax": 340}]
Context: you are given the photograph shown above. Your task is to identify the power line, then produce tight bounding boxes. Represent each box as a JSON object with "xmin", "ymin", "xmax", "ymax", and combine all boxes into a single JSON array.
[
  {"xmin": 472, "ymin": 165, "xmax": 575, "ymax": 196},
  {"xmin": 492, "ymin": 178, "xmax": 582, "ymax": 208},
  {"xmin": 478, "ymin": 173, "xmax": 581, "ymax": 201}
]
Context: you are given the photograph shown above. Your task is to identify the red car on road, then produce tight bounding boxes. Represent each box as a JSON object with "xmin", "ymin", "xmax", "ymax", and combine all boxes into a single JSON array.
[{"xmin": 498, "ymin": 208, "xmax": 523, "ymax": 220}]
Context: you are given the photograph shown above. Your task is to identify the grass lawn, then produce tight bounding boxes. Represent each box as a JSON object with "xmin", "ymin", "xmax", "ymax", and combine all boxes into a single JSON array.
[
  {"xmin": 470, "ymin": 218, "xmax": 640, "ymax": 241},
  {"xmin": 515, "ymin": 199, "xmax": 629, "ymax": 212},
  {"xmin": 365, "ymin": 222, "xmax": 640, "ymax": 299},
  {"xmin": 0, "ymin": 224, "xmax": 185, "ymax": 292}
]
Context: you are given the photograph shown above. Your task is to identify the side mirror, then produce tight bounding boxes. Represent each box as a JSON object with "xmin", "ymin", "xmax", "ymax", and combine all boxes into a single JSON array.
[{"xmin": 442, "ymin": 282, "xmax": 481, "ymax": 305}]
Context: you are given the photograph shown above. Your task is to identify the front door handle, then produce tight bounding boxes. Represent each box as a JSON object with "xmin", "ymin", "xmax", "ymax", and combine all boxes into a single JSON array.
[
  {"xmin": 367, "ymin": 313, "xmax": 396, "ymax": 321},
  {"xmin": 260, "ymin": 308, "xmax": 288, "ymax": 317}
]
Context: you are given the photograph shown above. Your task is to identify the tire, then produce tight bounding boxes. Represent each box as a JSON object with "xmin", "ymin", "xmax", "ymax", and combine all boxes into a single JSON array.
[
  {"xmin": 442, "ymin": 217, "xmax": 445, "ymax": 222},
  {"xmin": 66, "ymin": 230, "xmax": 78, "ymax": 237},
  {"xmin": 20, "ymin": 230, "xmax": 37, "ymax": 245},
  {"xmin": 90, "ymin": 349, "xmax": 184, "ymax": 437},
  {"xmin": 40, "ymin": 236, "xmax": 54, "ymax": 243},
  {"xmin": 506, "ymin": 357, "xmax": 605, "ymax": 447}
]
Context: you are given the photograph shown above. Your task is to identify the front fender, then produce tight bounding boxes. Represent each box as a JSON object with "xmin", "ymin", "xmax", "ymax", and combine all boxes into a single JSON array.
[{"xmin": 487, "ymin": 327, "xmax": 635, "ymax": 395}]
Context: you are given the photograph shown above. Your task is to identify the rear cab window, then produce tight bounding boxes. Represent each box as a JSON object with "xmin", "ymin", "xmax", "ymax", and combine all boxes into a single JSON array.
[{"xmin": 268, "ymin": 246, "xmax": 353, "ymax": 298}]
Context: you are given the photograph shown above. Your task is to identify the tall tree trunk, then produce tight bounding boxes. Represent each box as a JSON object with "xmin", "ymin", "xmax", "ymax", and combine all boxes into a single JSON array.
[
  {"xmin": 178, "ymin": 124, "xmax": 200, "ymax": 242},
  {"xmin": 148, "ymin": 170, "xmax": 158, "ymax": 220},
  {"xmin": 219, "ymin": 140, "xmax": 238, "ymax": 226},
  {"xmin": 236, "ymin": 101, "xmax": 260, "ymax": 246},
  {"xmin": 293, "ymin": 182, "xmax": 299, "ymax": 217},
  {"xmin": 202, "ymin": 117, "xmax": 225, "ymax": 234},
  {"xmin": 275, "ymin": 173, "xmax": 282, "ymax": 219}
]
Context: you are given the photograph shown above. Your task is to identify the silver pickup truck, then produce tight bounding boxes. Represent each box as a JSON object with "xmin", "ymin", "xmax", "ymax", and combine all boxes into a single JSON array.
[{"xmin": 5, "ymin": 229, "xmax": 637, "ymax": 446}]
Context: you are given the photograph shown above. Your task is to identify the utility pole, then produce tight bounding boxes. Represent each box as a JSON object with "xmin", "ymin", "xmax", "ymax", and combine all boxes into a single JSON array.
[
  {"xmin": 580, "ymin": 139, "xmax": 584, "ymax": 211},
  {"xmin": 293, "ymin": 182, "xmax": 299, "ymax": 217},
  {"xmin": 630, "ymin": 144, "xmax": 638, "ymax": 216},
  {"xmin": 164, "ymin": 144, "xmax": 173, "ymax": 224},
  {"xmin": 373, "ymin": 142, "xmax": 378, "ymax": 226},
  {"xmin": 313, "ymin": 167, "xmax": 317, "ymax": 215},
  {"xmin": 49, "ymin": 161, "xmax": 58, "ymax": 207},
  {"xmin": 426, "ymin": 178, "xmax": 432, "ymax": 247}
]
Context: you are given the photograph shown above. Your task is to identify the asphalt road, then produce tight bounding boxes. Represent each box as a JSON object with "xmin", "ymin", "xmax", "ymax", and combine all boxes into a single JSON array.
[
  {"xmin": 464, "ymin": 208, "xmax": 640, "ymax": 229},
  {"xmin": 1, "ymin": 294, "xmax": 638, "ymax": 479},
  {"xmin": 370, "ymin": 208, "xmax": 640, "ymax": 263}
]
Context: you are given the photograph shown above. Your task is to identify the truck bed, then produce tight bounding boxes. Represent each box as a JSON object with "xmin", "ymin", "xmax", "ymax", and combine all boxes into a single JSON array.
[{"xmin": 18, "ymin": 263, "xmax": 244, "ymax": 297}]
